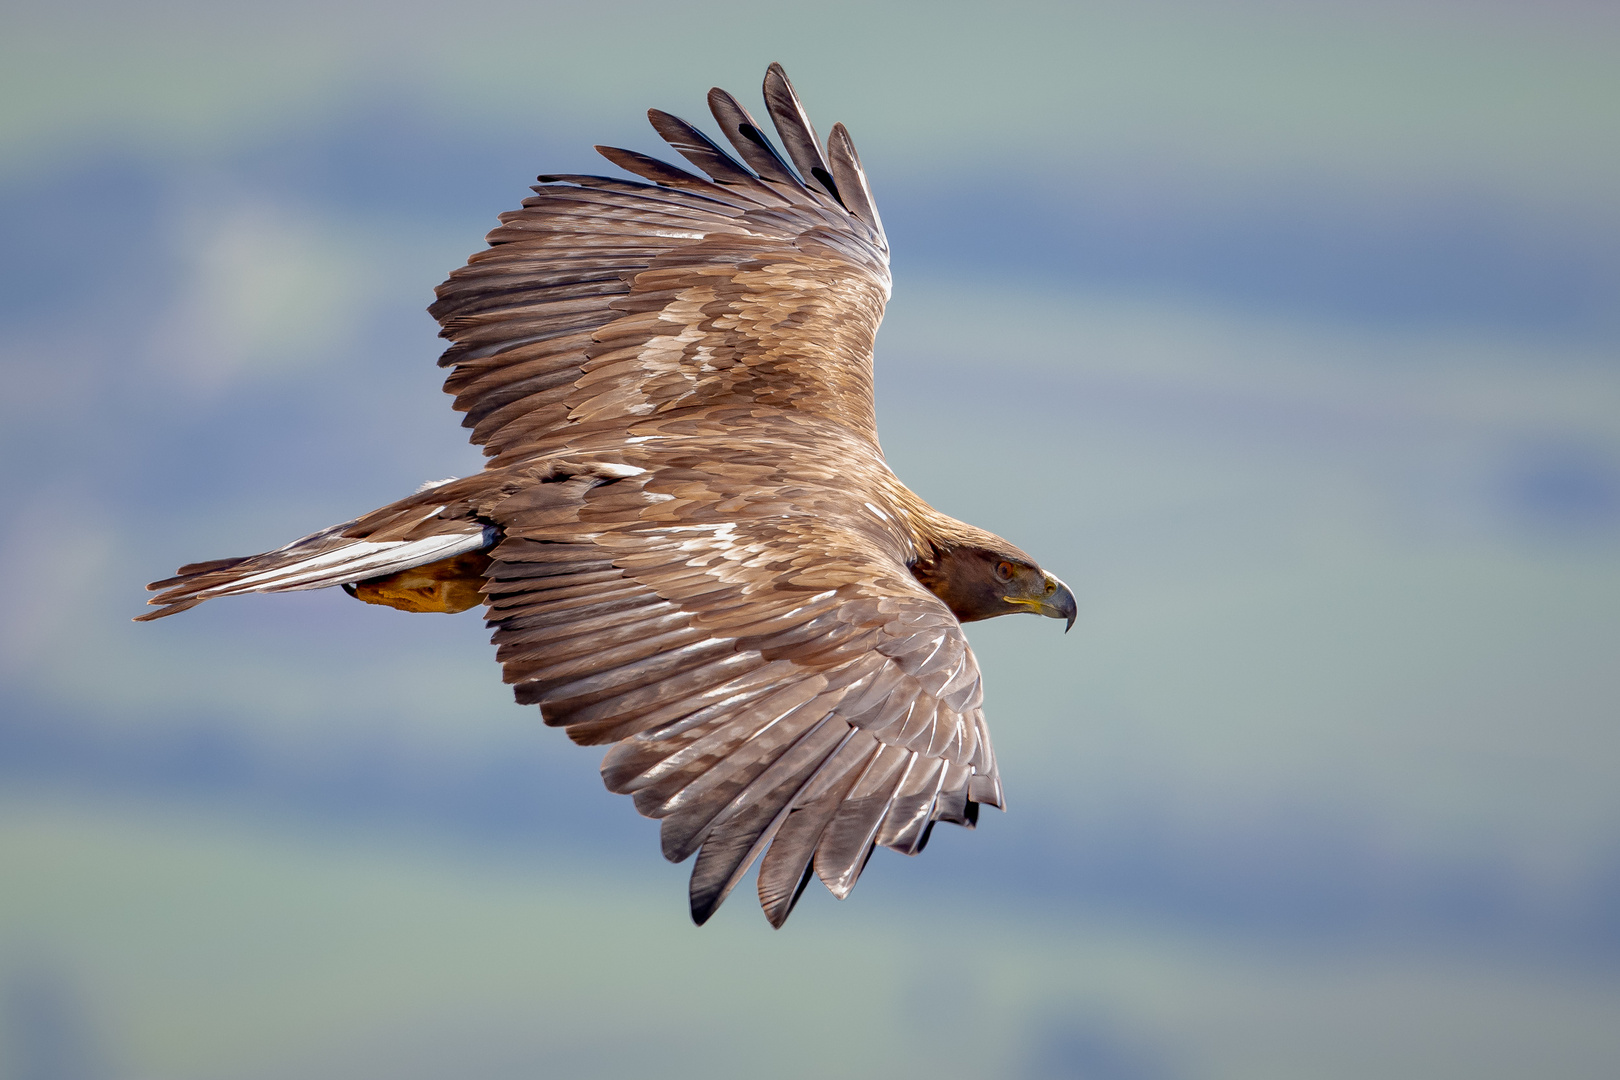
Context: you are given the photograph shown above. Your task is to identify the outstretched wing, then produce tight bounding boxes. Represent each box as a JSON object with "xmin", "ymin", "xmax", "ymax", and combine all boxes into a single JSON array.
[
  {"xmin": 433, "ymin": 64, "xmax": 891, "ymax": 465},
  {"xmin": 475, "ymin": 452, "xmax": 1002, "ymax": 926}
]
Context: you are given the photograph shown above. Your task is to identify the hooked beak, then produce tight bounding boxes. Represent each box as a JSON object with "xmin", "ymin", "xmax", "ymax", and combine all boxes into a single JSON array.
[
  {"xmin": 1042, "ymin": 573, "xmax": 1077, "ymax": 632},
  {"xmin": 1005, "ymin": 573, "xmax": 1078, "ymax": 632}
]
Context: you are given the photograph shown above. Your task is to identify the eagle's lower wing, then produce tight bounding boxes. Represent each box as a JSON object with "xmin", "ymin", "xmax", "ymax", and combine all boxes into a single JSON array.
[
  {"xmin": 431, "ymin": 65, "xmax": 891, "ymax": 465},
  {"xmin": 477, "ymin": 455, "xmax": 1000, "ymax": 926}
]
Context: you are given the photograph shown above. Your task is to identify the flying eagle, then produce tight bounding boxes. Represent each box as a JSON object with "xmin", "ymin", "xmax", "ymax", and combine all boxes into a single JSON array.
[{"xmin": 140, "ymin": 64, "xmax": 1076, "ymax": 926}]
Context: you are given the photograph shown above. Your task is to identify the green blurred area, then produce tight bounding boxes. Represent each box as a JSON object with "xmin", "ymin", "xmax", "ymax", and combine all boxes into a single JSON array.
[{"xmin": 5, "ymin": 796, "xmax": 1620, "ymax": 1080}]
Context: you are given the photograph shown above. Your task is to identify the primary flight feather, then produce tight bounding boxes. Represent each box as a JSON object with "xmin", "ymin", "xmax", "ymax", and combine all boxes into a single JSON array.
[{"xmin": 139, "ymin": 64, "xmax": 1077, "ymax": 926}]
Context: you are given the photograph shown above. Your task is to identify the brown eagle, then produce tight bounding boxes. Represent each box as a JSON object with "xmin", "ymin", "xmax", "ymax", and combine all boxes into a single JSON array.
[{"xmin": 140, "ymin": 64, "xmax": 1076, "ymax": 926}]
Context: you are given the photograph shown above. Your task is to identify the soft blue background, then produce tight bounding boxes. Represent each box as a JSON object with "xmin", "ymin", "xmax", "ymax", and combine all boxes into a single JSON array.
[{"xmin": 2, "ymin": 2, "xmax": 1618, "ymax": 1077}]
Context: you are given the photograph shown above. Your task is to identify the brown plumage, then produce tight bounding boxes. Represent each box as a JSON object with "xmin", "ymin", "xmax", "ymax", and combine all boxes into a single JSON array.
[{"xmin": 138, "ymin": 64, "xmax": 1077, "ymax": 926}]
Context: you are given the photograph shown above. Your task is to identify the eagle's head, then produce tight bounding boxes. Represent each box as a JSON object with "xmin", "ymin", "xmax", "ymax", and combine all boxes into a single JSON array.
[{"xmin": 911, "ymin": 543, "xmax": 1077, "ymax": 630}]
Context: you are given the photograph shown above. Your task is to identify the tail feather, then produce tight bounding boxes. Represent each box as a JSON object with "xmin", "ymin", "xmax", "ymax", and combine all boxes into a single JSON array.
[{"xmin": 138, "ymin": 517, "xmax": 496, "ymax": 621}]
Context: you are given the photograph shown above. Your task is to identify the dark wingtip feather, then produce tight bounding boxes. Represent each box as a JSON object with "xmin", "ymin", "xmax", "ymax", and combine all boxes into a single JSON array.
[
  {"xmin": 646, "ymin": 108, "xmax": 775, "ymax": 198},
  {"xmin": 684, "ymin": 714, "xmax": 852, "ymax": 924},
  {"xmin": 757, "ymin": 807, "xmax": 827, "ymax": 925},
  {"xmin": 706, "ymin": 86, "xmax": 806, "ymax": 192},
  {"xmin": 826, "ymin": 122, "xmax": 885, "ymax": 244},
  {"xmin": 593, "ymin": 144, "xmax": 705, "ymax": 188},
  {"xmin": 688, "ymin": 806, "xmax": 784, "ymax": 925},
  {"xmin": 763, "ymin": 861, "xmax": 817, "ymax": 929},
  {"xmin": 691, "ymin": 884, "xmax": 721, "ymax": 926},
  {"xmin": 594, "ymin": 144, "xmax": 765, "ymax": 212},
  {"xmin": 762, "ymin": 63, "xmax": 839, "ymax": 203}
]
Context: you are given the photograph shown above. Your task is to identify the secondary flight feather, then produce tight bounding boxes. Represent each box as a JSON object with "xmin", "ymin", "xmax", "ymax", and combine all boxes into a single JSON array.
[{"xmin": 140, "ymin": 64, "xmax": 1076, "ymax": 926}]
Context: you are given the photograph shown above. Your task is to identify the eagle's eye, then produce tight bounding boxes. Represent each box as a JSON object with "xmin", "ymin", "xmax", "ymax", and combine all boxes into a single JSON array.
[{"xmin": 995, "ymin": 561, "xmax": 1016, "ymax": 581}]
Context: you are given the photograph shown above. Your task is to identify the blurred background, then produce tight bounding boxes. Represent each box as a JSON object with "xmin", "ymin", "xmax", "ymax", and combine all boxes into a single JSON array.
[{"xmin": 2, "ymin": 1, "xmax": 1618, "ymax": 1077}]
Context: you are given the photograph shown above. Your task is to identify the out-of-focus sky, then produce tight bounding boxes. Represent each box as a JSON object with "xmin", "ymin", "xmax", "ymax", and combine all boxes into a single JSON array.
[{"xmin": 2, "ymin": 2, "xmax": 1618, "ymax": 1078}]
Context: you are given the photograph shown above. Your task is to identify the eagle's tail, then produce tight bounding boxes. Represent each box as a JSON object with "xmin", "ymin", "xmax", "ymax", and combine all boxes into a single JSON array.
[{"xmin": 137, "ymin": 487, "xmax": 498, "ymax": 621}]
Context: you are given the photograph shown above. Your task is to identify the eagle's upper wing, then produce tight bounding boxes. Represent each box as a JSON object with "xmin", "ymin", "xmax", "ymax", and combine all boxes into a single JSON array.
[
  {"xmin": 432, "ymin": 64, "xmax": 891, "ymax": 464},
  {"xmin": 458, "ymin": 452, "xmax": 1000, "ymax": 926}
]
